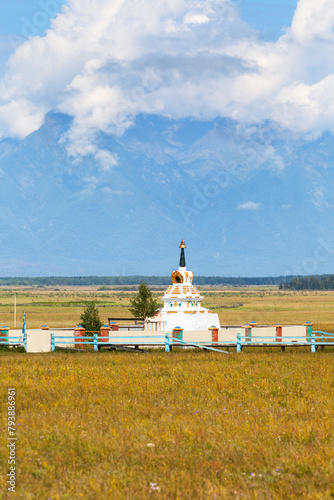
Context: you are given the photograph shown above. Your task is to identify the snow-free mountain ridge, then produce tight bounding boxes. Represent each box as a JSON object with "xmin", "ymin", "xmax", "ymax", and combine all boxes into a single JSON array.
[{"xmin": 0, "ymin": 112, "xmax": 333, "ymax": 277}]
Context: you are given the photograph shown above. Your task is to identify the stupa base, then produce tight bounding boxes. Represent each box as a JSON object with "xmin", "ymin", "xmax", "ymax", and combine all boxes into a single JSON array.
[{"xmin": 160, "ymin": 311, "xmax": 220, "ymax": 332}]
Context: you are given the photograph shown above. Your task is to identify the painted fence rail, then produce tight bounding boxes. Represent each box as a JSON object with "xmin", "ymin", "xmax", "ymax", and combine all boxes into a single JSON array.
[
  {"xmin": 312, "ymin": 331, "xmax": 334, "ymax": 351},
  {"xmin": 169, "ymin": 336, "xmax": 230, "ymax": 354},
  {"xmin": 50, "ymin": 332, "xmax": 334, "ymax": 353},
  {"xmin": 51, "ymin": 334, "xmax": 166, "ymax": 352},
  {"xmin": 0, "ymin": 336, "xmax": 25, "ymax": 347},
  {"xmin": 236, "ymin": 333, "xmax": 334, "ymax": 353},
  {"xmin": 313, "ymin": 330, "xmax": 334, "ymax": 341},
  {"xmin": 2, "ymin": 331, "xmax": 334, "ymax": 354},
  {"xmin": 50, "ymin": 334, "xmax": 230, "ymax": 353}
]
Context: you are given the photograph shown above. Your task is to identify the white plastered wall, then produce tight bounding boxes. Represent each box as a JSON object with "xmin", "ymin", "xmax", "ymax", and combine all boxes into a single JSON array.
[
  {"xmin": 282, "ymin": 325, "xmax": 308, "ymax": 341},
  {"xmin": 219, "ymin": 327, "xmax": 243, "ymax": 342},
  {"xmin": 50, "ymin": 329, "xmax": 76, "ymax": 348},
  {"xmin": 26, "ymin": 330, "xmax": 51, "ymax": 353},
  {"xmin": 8, "ymin": 329, "xmax": 24, "ymax": 343}
]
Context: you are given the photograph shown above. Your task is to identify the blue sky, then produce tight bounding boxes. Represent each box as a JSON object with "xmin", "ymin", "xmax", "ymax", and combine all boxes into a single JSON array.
[
  {"xmin": 0, "ymin": 0, "xmax": 66, "ymax": 35},
  {"xmin": 0, "ymin": 1, "xmax": 297, "ymax": 37},
  {"xmin": 239, "ymin": 0, "xmax": 298, "ymax": 39}
]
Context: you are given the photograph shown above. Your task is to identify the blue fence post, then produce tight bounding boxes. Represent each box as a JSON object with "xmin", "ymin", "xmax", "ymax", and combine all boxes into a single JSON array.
[
  {"xmin": 165, "ymin": 334, "xmax": 170, "ymax": 353},
  {"xmin": 94, "ymin": 334, "xmax": 98, "ymax": 352},
  {"xmin": 237, "ymin": 333, "xmax": 242, "ymax": 353},
  {"xmin": 311, "ymin": 334, "xmax": 316, "ymax": 353},
  {"xmin": 51, "ymin": 334, "xmax": 55, "ymax": 352}
]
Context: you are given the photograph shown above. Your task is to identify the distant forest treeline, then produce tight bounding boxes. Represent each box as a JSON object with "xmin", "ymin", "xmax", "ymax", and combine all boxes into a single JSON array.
[
  {"xmin": 281, "ymin": 275, "xmax": 334, "ymax": 290},
  {"xmin": 1, "ymin": 275, "xmax": 333, "ymax": 288},
  {"xmin": 0, "ymin": 275, "xmax": 293, "ymax": 286}
]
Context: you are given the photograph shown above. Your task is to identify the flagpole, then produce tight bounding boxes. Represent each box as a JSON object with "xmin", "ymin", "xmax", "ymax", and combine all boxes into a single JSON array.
[
  {"xmin": 14, "ymin": 293, "xmax": 16, "ymax": 328},
  {"xmin": 22, "ymin": 311, "xmax": 26, "ymax": 335}
]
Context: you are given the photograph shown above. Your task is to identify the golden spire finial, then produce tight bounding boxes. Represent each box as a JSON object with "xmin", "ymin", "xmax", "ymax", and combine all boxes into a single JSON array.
[{"xmin": 179, "ymin": 239, "xmax": 186, "ymax": 249}]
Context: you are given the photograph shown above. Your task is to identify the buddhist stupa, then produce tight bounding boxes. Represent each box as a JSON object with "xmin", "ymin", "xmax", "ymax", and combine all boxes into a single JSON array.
[{"xmin": 159, "ymin": 240, "xmax": 220, "ymax": 331}]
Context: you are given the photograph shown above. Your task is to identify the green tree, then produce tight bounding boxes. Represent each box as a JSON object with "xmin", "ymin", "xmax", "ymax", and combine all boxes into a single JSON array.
[
  {"xmin": 129, "ymin": 282, "xmax": 161, "ymax": 319},
  {"xmin": 80, "ymin": 302, "xmax": 103, "ymax": 336}
]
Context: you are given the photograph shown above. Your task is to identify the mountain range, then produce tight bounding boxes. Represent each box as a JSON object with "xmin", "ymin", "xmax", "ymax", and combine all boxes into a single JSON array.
[{"xmin": 0, "ymin": 111, "xmax": 333, "ymax": 277}]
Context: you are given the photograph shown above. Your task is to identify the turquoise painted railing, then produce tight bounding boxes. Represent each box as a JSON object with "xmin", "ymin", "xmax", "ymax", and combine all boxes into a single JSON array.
[
  {"xmin": 236, "ymin": 333, "xmax": 334, "ymax": 353},
  {"xmin": 51, "ymin": 334, "xmax": 229, "ymax": 353},
  {"xmin": 49, "ymin": 331, "xmax": 334, "ymax": 354},
  {"xmin": 237, "ymin": 333, "xmax": 315, "ymax": 352},
  {"xmin": 311, "ymin": 331, "xmax": 334, "ymax": 351},
  {"xmin": 51, "ymin": 335, "xmax": 95, "ymax": 352},
  {"xmin": 313, "ymin": 331, "xmax": 334, "ymax": 342},
  {"xmin": 51, "ymin": 334, "xmax": 166, "ymax": 352},
  {"xmin": 0, "ymin": 336, "xmax": 25, "ymax": 348},
  {"xmin": 170, "ymin": 336, "xmax": 229, "ymax": 354}
]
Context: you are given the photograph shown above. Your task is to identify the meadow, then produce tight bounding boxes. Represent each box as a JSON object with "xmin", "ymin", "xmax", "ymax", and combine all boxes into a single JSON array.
[
  {"xmin": 1, "ymin": 350, "xmax": 334, "ymax": 499},
  {"xmin": 1, "ymin": 287, "xmax": 334, "ymax": 499},
  {"xmin": 1, "ymin": 286, "xmax": 334, "ymax": 331}
]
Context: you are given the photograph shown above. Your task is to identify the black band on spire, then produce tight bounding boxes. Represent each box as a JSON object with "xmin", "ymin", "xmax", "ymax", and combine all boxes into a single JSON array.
[{"xmin": 179, "ymin": 247, "xmax": 186, "ymax": 267}]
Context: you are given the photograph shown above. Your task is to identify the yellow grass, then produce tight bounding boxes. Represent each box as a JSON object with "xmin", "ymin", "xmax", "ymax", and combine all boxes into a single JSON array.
[
  {"xmin": 1, "ymin": 286, "xmax": 334, "ymax": 332},
  {"xmin": 1, "ymin": 287, "xmax": 334, "ymax": 498},
  {"xmin": 1, "ymin": 350, "xmax": 334, "ymax": 499}
]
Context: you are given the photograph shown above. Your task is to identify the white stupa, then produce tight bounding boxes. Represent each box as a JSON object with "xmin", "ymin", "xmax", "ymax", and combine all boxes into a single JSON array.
[{"xmin": 158, "ymin": 240, "xmax": 220, "ymax": 331}]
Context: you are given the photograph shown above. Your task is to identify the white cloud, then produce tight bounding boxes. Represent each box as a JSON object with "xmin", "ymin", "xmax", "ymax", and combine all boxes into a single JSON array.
[
  {"xmin": 290, "ymin": 0, "xmax": 334, "ymax": 42},
  {"xmin": 101, "ymin": 186, "xmax": 133, "ymax": 196},
  {"xmin": 183, "ymin": 13, "xmax": 210, "ymax": 25},
  {"xmin": 94, "ymin": 150, "xmax": 118, "ymax": 171},
  {"xmin": 237, "ymin": 201, "xmax": 262, "ymax": 210},
  {"xmin": 1, "ymin": 0, "xmax": 334, "ymax": 160},
  {"xmin": 0, "ymin": 98, "xmax": 46, "ymax": 138}
]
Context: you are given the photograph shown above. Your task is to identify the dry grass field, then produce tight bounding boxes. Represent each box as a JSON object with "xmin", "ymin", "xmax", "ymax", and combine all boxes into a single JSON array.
[
  {"xmin": 1, "ymin": 286, "xmax": 334, "ymax": 499},
  {"xmin": 1, "ymin": 350, "xmax": 334, "ymax": 499},
  {"xmin": 0, "ymin": 286, "xmax": 334, "ymax": 331}
]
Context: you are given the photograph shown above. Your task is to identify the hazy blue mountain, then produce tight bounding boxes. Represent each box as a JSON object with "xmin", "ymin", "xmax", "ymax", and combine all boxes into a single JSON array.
[{"xmin": 1, "ymin": 111, "xmax": 334, "ymax": 277}]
